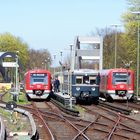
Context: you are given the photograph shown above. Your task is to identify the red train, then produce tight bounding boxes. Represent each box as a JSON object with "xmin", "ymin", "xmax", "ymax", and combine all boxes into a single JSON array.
[
  {"xmin": 99, "ymin": 68, "xmax": 134, "ymax": 100},
  {"xmin": 24, "ymin": 69, "xmax": 52, "ymax": 100}
]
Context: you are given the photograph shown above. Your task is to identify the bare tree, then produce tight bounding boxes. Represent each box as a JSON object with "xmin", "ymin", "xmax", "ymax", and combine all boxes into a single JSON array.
[{"xmin": 28, "ymin": 48, "xmax": 52, "ymax": 70}]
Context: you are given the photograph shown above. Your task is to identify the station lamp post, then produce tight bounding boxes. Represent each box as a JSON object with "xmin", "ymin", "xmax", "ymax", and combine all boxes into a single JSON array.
[
  {"xmin": 131, "ymin": 11, "xmax": 140, "ymax": 99},
  {"xmin": 48, "ymin": 57, "xmax": 50, "ymax": 71},
  {"xmin": 42, "ymin": 62, "xmax": 44, "ymax": 69},
  {"xmin": 15, "ymin": 51, "xmax": 19, "ymax": 101},
  {"xmin": 69, "ymin": 44, "xmax": 73, "ymax": 68},
  {"xmin": 69, "ymin": 45, "xmax": 73, "ymax": 109},
  {"xmin": 60, "ymin": 51, "xmax": 63, "ymax": 93},
  {"xmin": 53, "ymin": 55, "xmax": 56, "ymax": 75},
  {"xmin": 44, "ymin": 57, "xmax": 50, "ymax": 70},
  {"xmin": 123, "ymin": 61, "xmax": 133, "ymax": 108},
  {"xmin": 69, "ymin": 44, "xmax": 73, "ymax": 96},
  {"xmin": 111, "ymin": 24, "xmax": 121, "ymax": 68},
  {"xmin": 44, "ymin": 59, "xmax": 47, "ymax": 70}
]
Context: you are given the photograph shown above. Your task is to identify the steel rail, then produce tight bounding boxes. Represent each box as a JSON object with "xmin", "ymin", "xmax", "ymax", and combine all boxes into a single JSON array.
[
  {"xmin": 99, "ymin": 101, "xmax": 131, "ymax": 115},
  {"xmin": 79, "ymin": 106, "xmax": 133, "ymax": 139},
  {"xmin": 89, "ymin": 127, "xmax": 135, "ymax": 139},
  {"xmin": 37, "ymin": 102, "xmax": 140, "ymax": 138},
  {"xmin": 72, "ymin": 115, "xmax": 100, "ymax": 140},
  {"xmin": 82, "ymin": 105, "xmax": 140, "ymax": 139},
  {"xmin": 82, "ymin": 105, "xmax": 135, "ymax": 131},
  {"xmin": 45, "ymin": 101, "xmax": 91, "ymax": 139},
  {"xmin": 95, "ymin": 105, "xmax": 139, "ymax": 131},
  {"xmin": 60, "ymin": 114, "xmax": 90, "ymax": 140},
  {"xmin": 32, "ymin": 102, "xmax": 55, "ymax": 140},
  {"xmin": 18, "ymin": 102, "xmax": 140, "ymax": 139},
  {"xmin": 1, "ymin": 92, "xmax": 88, "ymax": 139},
  {"xmin": 106, "ymin": 113, "xmax": 121, "ymax": 140}
]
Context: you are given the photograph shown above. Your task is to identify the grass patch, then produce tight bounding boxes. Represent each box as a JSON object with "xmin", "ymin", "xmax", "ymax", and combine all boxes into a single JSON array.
[
  {"xmin": 0, "ymin": 107, "xmax": 30, "ymax": 132},
  {"xmin": 0, "ymin": 91, "xmax": 31, "ymax": 133},
  {"xmin": 3, "ymin": 91, "xmax": 30, "ymax": 105},
  {"xmin": 74, "ymin": 105, "xmax": 86, "ymax": 113}
]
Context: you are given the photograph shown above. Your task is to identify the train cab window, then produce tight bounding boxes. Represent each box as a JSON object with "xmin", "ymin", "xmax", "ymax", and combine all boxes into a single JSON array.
[
  {"xmin": 30, "ymin": 73, "xmax": 48, "ymax": 84},
  {"xmin": 76, "ymin": 76, "xmax": 83, "ymax": 84},
  {"xmin": 89, "ymin": 76, "xmax": 96, "ymax": 84},
  {"xmin": 112, "ymin": 72, "xmax": 131, "ymax": 84},
  {"xmin": 33, "ymin": 79, "xmax": 44, "ymax": 82},
  {"xmin": 83, "ymin": 75, "xmax": 89, "ymax": 84}
]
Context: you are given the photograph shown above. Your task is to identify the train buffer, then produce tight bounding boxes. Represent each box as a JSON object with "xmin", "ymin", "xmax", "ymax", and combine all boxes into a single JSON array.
[{"xmin": 53, "ymin": 92, "xmax": 76, "ymax": 108}]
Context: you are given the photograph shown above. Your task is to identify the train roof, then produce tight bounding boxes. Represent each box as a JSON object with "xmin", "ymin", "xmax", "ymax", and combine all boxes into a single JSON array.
[
  {"xmin": 100, "ymin": 68, "xmax": 134, "ymax": 75},
  {"xmin": 25, "ymin": 69, "xmax": 51, "ymax": 75},
  {"xmin": 66, "ymin": 69, "xmax": 99, "ymax": 75},
  {"xmin": 54, "ymin": 69, "xmax": 99, "ymax": 76},
  {"xmin": 74, "ymin": 69, "xmax": 99, "ymax": 73}
]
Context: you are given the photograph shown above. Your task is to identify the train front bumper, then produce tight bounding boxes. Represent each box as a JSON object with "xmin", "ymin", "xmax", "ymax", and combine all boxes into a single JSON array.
[{"xmin": 26, "ymin": 90, "xmax": 50, "ymax": 99}]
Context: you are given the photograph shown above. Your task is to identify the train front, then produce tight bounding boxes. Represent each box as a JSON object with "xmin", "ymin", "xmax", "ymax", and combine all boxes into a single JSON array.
[
  {"xmin": 72, "ymin": 70, "xmax": 100, "ymax": 102},
  {"xmin": 109, "ymin": 69, "xmax": 134, "ymax": 100},
  {"xmin": 25, "ymin": 70, "xmax": 51, "ymax": 99}
]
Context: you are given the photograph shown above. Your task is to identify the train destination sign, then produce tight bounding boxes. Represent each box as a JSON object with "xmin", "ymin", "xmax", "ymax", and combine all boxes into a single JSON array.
[
  {"xmin": 114, "ymin": 73, "xmax": 127, "ymax": 76},
  {"xmin": 32, "ymin": 73, "xmax": 46, "ymax": 76}
]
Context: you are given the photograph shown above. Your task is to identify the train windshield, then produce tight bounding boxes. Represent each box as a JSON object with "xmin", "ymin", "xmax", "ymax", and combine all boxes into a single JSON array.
[
  {"xmin": 112, "ymin": 72, "xmax": 131, "ymax": 84},
  {"xmin": 30, "ymin": 73, "xmax": 48, "ymax": 84},
  {"xmin": 76, "ymin": 76, "xmax": 83, "ymax": 84},
  {"xmin": 76, "ymin": 75, "xmax": 96, "ymax": 84},
  {"xmin": 83, "ymin": 75, "xmax": 89, "ymax": 84}
]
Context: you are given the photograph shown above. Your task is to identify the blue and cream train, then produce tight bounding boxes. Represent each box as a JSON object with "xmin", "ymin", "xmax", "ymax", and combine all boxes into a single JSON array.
[{"xmin": 56, "ymin": 69, "xmax": 100, "ymax": 103}]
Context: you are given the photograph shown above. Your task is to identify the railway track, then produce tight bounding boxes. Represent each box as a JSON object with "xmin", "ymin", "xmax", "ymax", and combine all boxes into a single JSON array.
[
  {"xmin": 99, "ymin": 100, "xmax": 131, "ymax": 115},
  {"xmin": 32, "ymin": 101, "xmax": 93, "ymax": 139},
  {"xmin": 36, "ymin": 101, "xmax": 140, "ymax": 140},
  {"xmin": 80, "ymin": 104, "xmax": 140, "ymax": 139},
  {"xmin": 0, "ymin": 94, "xmax": 80, "ymax": 139},
  {"xmin": 1, "ymin": 91, "xmax": 140, "ymax": 139},
  {"xmin": 114, "ymin": 101, "xmax": 140, "ymax": 111},
  {"xmin": 18, "ymin": 101, "xmax": 89, "ymax": 139}
]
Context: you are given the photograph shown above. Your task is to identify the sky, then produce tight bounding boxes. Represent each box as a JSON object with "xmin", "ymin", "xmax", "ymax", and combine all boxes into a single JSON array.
[{"xmin": 0, "ymin": 0, "xmax": 128, "ymax": 66}]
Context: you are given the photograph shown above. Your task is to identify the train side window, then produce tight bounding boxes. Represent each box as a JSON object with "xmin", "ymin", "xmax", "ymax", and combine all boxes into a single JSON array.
[
  {"xmin": 76, "ymin": 76, "xmax": 83, "ymax": 84},
  {"xmin": 89, "ymin": 76, "xmax": 96, "ymax": 84}
]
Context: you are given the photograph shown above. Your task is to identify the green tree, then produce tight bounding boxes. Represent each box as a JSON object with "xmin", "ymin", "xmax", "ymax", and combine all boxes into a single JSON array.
[
  {"xmin": 121, "ymin": 0, "xmax": 140, "ymax": 94},
  {"xmin": 121, "ymin": 0, "xmax": 140, "ymax": 68},
  {"xmin": 0, "ymin": 32, "xmax": 29, "ymax": 68}
]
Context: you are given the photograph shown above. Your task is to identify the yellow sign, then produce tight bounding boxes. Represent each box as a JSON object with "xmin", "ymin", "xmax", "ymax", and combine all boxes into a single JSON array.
[{"xmin": 0, "ymin": 83, "xmax": 11, "ymax": 90}]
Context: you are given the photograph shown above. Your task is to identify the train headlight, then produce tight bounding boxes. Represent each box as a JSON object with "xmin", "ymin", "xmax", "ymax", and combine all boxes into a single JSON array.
[
  {"xmin": 91, "ymin": 87, "xmax": 95, "ymax": 91},
  {"xmin": 76, "ymin": 87, "xmax": 80, "ymax": 91}
]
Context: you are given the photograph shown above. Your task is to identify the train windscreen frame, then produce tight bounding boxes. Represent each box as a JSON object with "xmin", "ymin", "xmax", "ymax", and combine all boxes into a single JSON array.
[
  {"xmin": 30, "ymin": 73, "xmax": 48, "ymax": 84},
  {"xmin": 112, "ymin": 72, "xmax": 131, "ymax": 84},
  {"xmin": 76, "ymin": 75, "xmax": 96, "ymax": 85}
]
